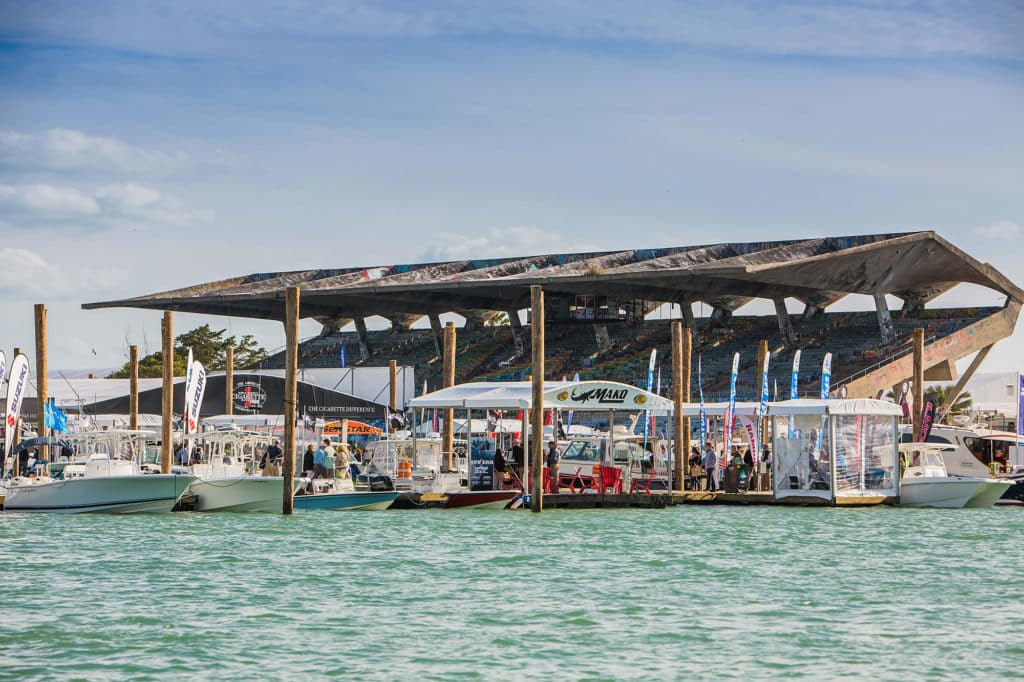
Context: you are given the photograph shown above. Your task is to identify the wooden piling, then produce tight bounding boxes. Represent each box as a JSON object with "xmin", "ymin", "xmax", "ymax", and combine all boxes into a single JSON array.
[
  {"xmin": 389, "ymin": 359, "xmax": 398, "ymax": 433},
  {"xmin": 225, "ymin": 345, "xmax": 234, "ymax": 416},
  {"xmin": 129, "ymin": 345, "xmax": 139, "ymax": 431},
  {"xmin": 442, "ymin": 322, "xmax": 456, "ymax": 471},
  {"xmin": 671, "ymin": 322, "xmax": 690, "ymax": 490},
  {"xmin": 34, "ymin": 304, "xmax": 48, "ymax": 464},
  {"xmin": 530, "ymin": 285, "xmax": 545, "ymax": 513},
  {"xmin": 912, "ymin": 328, "xmax": 924, "ymax": 441},
  {"xmin": 160, "ymin": 312, "xmax": 173, "ymax": 474},
  {"xmin": 283, "ymin": 286, "xmax": 300, "ymax": 515}
]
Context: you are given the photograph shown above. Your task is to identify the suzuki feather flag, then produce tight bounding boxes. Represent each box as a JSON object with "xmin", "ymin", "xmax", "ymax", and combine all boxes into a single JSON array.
[
  {"xmin": 184, "ymin": 360, "xmax": 207, "ymax": 434},
  {"xmin": 789, "ymin": 350, "xmax": 801, "ymax": 437},
  {"xmin": 724, "ymin": 352, "xmax": 740, "ymax": 464},
  {"xmin": 697, "ymin": 355, "xmax": 707, "ymax": 450},
  {"xmin": 756, "ymin": 351, "xmax": 770, "ymax": 459},
  {"xmin": 4, "ymin": 353, "xmax": 30, "ymax": 458},
  {"xmin": 815, "ymin": 352, "xmax": 832, "ymax": 454},
  {"xmin": 183, "ymin": 347, "xmax": 194, "ymax": 434}
]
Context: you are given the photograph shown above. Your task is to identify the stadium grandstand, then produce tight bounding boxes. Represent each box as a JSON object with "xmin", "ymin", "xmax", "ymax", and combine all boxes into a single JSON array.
[{"xmin": 85, "ymin": 232, "xmax": 1022, "ymax": 402}]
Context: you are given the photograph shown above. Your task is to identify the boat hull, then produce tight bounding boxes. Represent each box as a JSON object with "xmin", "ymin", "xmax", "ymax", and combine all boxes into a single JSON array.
[
  {"xmin": 964, "ymin": 480, "xmax": 1014, "ymax": 508},
  {"xmin": 445, "ymin": 490, "xmax": 519, "ymax": 510},
  {"xmin": 189, "ymin": 477, "xmax": 307, "ymax": 512},
  {"xmin": 293, "ymin": 491, "xmax": 398, "ymax": 511},
  {"xmin": 3, "ymin": 475, "xmax": 195, "ymax": 514},
  {"xmin": 899, "ymin": 478, "xmax": 981, "ymax": 508}
]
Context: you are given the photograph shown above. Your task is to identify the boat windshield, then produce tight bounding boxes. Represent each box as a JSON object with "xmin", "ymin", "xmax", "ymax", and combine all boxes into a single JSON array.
[{"xmin": 562, "ymin": 441, "xmax": 601, "ymax": 462}]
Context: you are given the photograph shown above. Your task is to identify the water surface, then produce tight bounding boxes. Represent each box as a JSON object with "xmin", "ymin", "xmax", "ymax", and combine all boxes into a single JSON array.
[{"xmin": 1, "ymin": 506, "xmax": 1020, "ymax": 680}]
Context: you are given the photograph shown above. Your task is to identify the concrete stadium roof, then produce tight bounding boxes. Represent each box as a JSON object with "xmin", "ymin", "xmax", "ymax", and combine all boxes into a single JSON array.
[{"xmin": 83, "ymin": 231, "xmax": 1022, "ymax": 321}]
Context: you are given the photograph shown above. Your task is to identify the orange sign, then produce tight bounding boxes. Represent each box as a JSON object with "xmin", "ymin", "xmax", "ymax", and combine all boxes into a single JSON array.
[{"xmin": 323, "ymin": 420, "xmax": 382, "ymax": 436}]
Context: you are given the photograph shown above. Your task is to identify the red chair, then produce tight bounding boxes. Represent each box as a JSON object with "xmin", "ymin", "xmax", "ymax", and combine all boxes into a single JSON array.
[
  {"xmin": 542, "ymin": 467, "xmax": 558, "ymax": 494},
  {"xmin": 630, "ymin": 466, "xmax": 657, "ymax": 494},
  {"xmin": 597, "ymin": 465, "xmax": 623, "ymax": 494}
]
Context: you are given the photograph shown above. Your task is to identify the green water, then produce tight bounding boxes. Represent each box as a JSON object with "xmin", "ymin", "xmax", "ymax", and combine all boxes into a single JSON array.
[{"xmin": 1, "ymin": 507, "xmax": 1021, "ymax": 680}]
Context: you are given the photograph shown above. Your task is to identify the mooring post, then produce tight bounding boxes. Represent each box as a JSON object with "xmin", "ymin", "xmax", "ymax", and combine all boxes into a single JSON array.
[
  {"xmin": 530, "ymin": 285, "xmax": 545, "ymax": 513},
  {"xmin": 283, "ymin": 286, "xmax": 300, "ymax": 515},
  {"xmin": 442, "ymin": 322, "xmax": 456, "ymax": 471},
  {"xmin": 389, "ymin": 359, "xmax": 398, "ymax": 433},
  {"xmin": 34, "ymin": 304, "xmax": 48, "ymax": 466},
  {"xmin": 225, "ymin": 345, "xmax": 234, "ymax": 416},
  {"xmin": 912, "ymin": 328, "xmax": 924, "ymax": 441},
  {"xmin": 672, "ymin": 322, "xmax": 690, "ymax": 491},
  {"xmin": 161, "ymin": 312, "xmax": 173, "ymax": 474},
  {"xmin": 129, "ymin": 345, "xmax": 139, "ymax": 431}
]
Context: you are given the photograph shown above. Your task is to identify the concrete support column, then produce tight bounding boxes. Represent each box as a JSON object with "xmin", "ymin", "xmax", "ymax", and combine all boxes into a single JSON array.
[
  {"xmin": 774, "ymin": 297, "xmax": 795, "ymax": 343},
  {"xmin": 874, "ymin": 293, "xmax": 896, "ymax": 345},
  {"xmin": 354, "ymin": 317, "xmax": 371, "ymax": 359},
  {"xmin": 428, "ymin": 314, "xmax": 443, "ymax": 357}
]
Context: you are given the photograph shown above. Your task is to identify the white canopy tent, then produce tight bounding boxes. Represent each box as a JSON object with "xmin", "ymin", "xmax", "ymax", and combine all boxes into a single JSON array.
[
  {"xmin": 767, "ymin": 399, "xmax": 901, "ymax": 503},
  {"xmin": 409, "ymin": 380, "xmax": 675, "ymax": 495},
  {"xmin": 408, "ymin": 380, "xmax": 673, "ymax": 413}
]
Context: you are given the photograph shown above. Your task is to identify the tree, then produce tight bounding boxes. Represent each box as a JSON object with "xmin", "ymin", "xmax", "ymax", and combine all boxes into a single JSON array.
[
  {"xmin": 107, "ymin": 324, "xmax": 269, "ymax": 378},
  {"xmin": 932, "ymin": 385, "xmax": 973, "ymax": 423}
]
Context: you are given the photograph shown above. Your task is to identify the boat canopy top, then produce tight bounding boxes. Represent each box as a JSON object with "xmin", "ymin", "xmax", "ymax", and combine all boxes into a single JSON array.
[{"xmin": 408, "ymin": 380, "xmax": 673, "ymax": 413}]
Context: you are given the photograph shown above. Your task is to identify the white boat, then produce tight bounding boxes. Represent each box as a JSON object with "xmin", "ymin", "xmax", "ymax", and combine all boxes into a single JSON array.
[
  {"xmin": 899, "ymin": 426, "xmax": 1013, "ymax": 508},
  {"xmin": 899, "ymin": 444, "xmax": 984, "ymax": 508},
  {"xmin": 3, "ymin": 431, "xmax": 195, "ymax": 514},
  {"xmin": 184, "ymin": 431, "xmax": 307, "ymax": 512}
]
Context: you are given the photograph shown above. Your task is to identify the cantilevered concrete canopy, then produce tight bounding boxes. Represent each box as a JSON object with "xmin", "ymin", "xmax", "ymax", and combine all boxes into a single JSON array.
[{"xmin": 83, "ymin": 232, "xmax": 1023, "ymax": 321}]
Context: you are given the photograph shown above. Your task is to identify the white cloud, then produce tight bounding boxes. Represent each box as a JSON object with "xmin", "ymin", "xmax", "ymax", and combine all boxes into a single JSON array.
[
  {"xmin": 0, "ymin": 129, "xmax": 190, "ymax": 177},
  {"xmin": 0, "ymin": 183, "xmax": 100, "ymax": 216},
  {"xmin": 0, "ymin": 246, "xmax": 134, "ymax": 299},
  {"xmin": 975, "ymin": 220, "xmax": 1020, "ymax": 239},
  {"xmin": 0, "ymin": 182, "xmax": 212, "ymax": 230},
  {"xmin": 421, "ymin": 225, "xmax": 584, "ymax": 261}
]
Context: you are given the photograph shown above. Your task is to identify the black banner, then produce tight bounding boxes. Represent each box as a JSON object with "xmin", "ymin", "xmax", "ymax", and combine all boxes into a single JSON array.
[
  {"xmin": 918, "ymin": 392, "xmax": 938, "ymax": 442},
  {"xmin": 81, "ymin": 373, "xmax": 387, "ymax": 421}
]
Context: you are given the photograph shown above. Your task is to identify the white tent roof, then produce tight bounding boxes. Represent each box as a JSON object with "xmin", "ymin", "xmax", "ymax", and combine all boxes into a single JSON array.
[
  {"xmin": 408, "ymin": 380, "xmax": 674, "ymax": 412},
  {"xmin": 767, "ymin": 398, "xmax": 903, "ymax": 416},
  {"xmin": 679, "ymin": 402, "xmax": 760, "ymax": 417}
]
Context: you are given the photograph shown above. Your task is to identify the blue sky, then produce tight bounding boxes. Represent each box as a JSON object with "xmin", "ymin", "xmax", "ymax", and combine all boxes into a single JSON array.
[{"xmin": 0, "ymin": 0, "xmax": 1022, "ymax": 372}]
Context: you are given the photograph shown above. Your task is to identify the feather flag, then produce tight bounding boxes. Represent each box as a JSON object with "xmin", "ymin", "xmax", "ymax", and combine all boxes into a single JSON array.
[
  {"xmin": 815, "ymin": 352, "xmax": 832, "ymax": 455},
  {"xmin": 643, "ymin": 349, "xmax": 657, "ymax": 446},
  {"xmin": 697, "ymin": 355, "xmax": 707, "ymax": 452},
  {"xmin": 183, "ymin": 347, "xmax": 194, "ymax": 435},
  {"xmin": 724, "ymin": 352, "xmax": 740, "ymax": 465},
  {"xmin": 184, "ymin": 360, "xmax": 207, "ymax": 434},
  {"xmin": 565, "ymin": 373, "xmax": 580, "ymax": 429},
  {"xmin": 3, "ymin": 353, "xmax": 30, "ymax": 463},
  {"xmin": 756, "ymin": 351, "xmax": 770, "ymax": 459},
  {"xmin": 789, "ymin": 350, "xmax": 801, "ymax": 438}
]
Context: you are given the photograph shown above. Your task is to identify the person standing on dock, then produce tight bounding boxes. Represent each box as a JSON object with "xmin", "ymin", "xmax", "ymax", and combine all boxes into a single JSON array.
[
  {"xmin": 702, "ymin": 441, "xmax": 718, "ymax": 492},
  {"xmin": 546, "ymin": 441, "xmax": 560, "ymax": 493},
  {"xmin": 313, "ymin": 442, "xmax": 328, "ymax": 479},
  {"xmin": 262, "ymin": 439, "xmax": 283, "ymax": 476},
  {"xmin": 321, "ymin": 438, "xmax": 336, "ymax": 477}
]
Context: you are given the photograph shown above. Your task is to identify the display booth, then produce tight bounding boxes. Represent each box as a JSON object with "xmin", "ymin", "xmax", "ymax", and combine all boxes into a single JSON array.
[
  {"xmin": 408, "ymin": 380, "xmax": 673, "ymax": 493},
  {"xmin": 768, "ymin": 399, "xmax": 901, "ymax": 503}
]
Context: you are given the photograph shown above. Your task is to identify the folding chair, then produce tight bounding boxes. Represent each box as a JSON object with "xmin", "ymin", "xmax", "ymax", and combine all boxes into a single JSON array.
[{"xmin": 596, "ymin": 465, "xmax": 623, "ymax": 494}]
